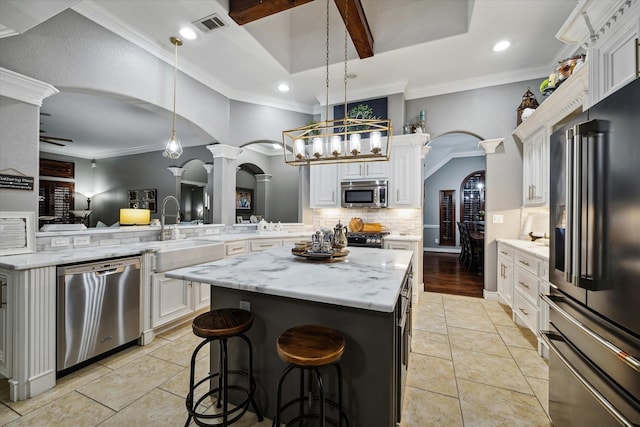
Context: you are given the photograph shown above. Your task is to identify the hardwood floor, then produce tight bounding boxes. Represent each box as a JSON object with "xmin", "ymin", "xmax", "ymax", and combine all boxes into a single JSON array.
[{"xmin": 423, "ymin": 251, "xmax": 484, "ymax": 298}]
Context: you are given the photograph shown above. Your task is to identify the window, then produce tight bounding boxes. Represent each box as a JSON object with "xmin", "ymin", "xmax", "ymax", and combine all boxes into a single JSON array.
[{"xmin": 460, "ymin": 171, "xmax": 485, "ymax": 224}]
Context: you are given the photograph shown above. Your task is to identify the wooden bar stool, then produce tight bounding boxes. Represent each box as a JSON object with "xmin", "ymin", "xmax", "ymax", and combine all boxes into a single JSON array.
[
  {"xmin": 274, "ymin": 324, "xmax": 348, "ymax": 426},
  {"xmin": 185, "ymin": 308, "xmax": 263, "ymax": 426}
]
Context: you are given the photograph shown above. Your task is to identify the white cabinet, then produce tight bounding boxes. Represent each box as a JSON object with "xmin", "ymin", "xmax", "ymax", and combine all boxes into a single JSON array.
[
  {"xmin": 384, "ymin": 237, "xmax": 423, "ymax": 301},
  {"xmin": 497, "ymin": 243, "xmax": 514, "ymax": 307},
  {"xmin": 151, "ymin": 273, "xmax": 194, "ymax": 328},
  {"xmin": 496, "ymin": 241, "xmax": 551, "ymax": 356},
  {"xmin": 310, "ymin": 164, "xmax": 340, "ymax": 208},
  {"xmin": 389, "ymin": 140, "xmax": 421, "ymax": 208},
  {"xmin": 340, "ymin": 161, "xmax": 389, "ymax": 180},
  {"xmin": 522, "ymin": 126, "xmax": 548, "ymax": 207},
  {"xmin": 225, "ymin": 240, "xmax": 248, "ymax": 257},
  {"xmin": 588, "ymin": 1, "xmax": 640, "ymax": 106},
  {"xmin": 250, "ymin": 239, "xmax": 283, "ymax": 252},
  {"xmin": 194, "ymin": 283, "xmax": 210, "ymax": 310}
]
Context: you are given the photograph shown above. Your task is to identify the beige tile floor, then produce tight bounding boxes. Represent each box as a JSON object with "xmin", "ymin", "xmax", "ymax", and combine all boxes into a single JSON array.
[{"xmin": 0, "ymin": 292, "xmax": 550, "ymax": 426}]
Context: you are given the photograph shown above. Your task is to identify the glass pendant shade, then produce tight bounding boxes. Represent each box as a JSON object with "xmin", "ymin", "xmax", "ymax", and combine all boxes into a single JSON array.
[{"xmin": 165, "ymin": 132, "xmax": 183, "ymax": 159}]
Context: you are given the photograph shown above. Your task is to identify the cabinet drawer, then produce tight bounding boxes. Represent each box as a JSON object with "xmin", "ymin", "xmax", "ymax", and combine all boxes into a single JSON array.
[
  {"xmin": 225, "ymin": 241, "xmax": 248, "ymax": 257},
  {"xmin": 514, "ymin": 291, "xmax": 538, "ymax": 334},
  {"xmin": 497, "ymin": 242, "xmax": 514, "ymax": 261},
  {"xmin": 515, "ymin": 269, "xmax": 539, "ymax": 305},
  {"xmin": 250, "ymin": 239, "xmax": 282, "ymax": 252},
  {"xmin": 514, "ymin": 251, "xmax": 539, "ymax": 276}
]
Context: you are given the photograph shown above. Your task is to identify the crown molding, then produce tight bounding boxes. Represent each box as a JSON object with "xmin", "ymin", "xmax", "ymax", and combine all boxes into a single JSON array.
[{"xmin": 0, "ymin": 67, "xmax": 58, "ymax": 106}]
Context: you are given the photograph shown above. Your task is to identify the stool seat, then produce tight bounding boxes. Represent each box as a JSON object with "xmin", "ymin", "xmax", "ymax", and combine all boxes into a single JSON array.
[
  {"xmin": 192, "ymin": 308, "xmax": 253, "ymax": 338},
  {"xmin": 277, "ymin": 324, "xmax": 345, "ymax": 367}
]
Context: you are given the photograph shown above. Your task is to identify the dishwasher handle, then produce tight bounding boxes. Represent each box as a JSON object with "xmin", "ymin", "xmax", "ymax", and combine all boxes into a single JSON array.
[{"xmin": 94, "ymin": 267, "xmax": 124, "ymax": 276}]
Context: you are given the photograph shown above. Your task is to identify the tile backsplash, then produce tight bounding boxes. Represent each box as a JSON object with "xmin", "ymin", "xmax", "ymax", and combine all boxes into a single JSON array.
[{"xmin": 312, "ymin": 208, "xmax": 422, "ymax": 234}]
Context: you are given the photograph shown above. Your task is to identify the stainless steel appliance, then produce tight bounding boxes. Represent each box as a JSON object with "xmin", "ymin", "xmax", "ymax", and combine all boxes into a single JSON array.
[
  {"xmin": 544, "ymin": 78, "xmax": 640, "ymax": 426},
  {"xmin": 57, "ymin": 256, "xmax": 141, "ymax": 372},
  {"xmin": 341, "ymin": 179, "xmax": 388, "ymax": 208},
  {"xmin": 346, "ymin": 231, "xmax": 389, "ymax": 248}
]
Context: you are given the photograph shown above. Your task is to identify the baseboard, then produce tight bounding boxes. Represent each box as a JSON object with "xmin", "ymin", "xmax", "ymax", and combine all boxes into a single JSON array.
[
  {"xmin": 483, "ymin": 290, "xmax": 499, "ymax": 301},
  {"xmin": 423, "ymin": 247, "xmax": 461, "ymax": 254}
]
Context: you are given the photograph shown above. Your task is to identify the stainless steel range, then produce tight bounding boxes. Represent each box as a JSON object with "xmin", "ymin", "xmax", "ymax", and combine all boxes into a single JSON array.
[{"xmin": 346, "ymin": 231, "xmax": 389, "ymax": 248}]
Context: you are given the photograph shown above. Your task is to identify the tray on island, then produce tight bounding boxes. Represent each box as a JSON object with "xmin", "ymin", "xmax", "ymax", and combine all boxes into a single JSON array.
[{"xmin": 291, "ymin": 248, "xmax": 349, "ymax": 262}]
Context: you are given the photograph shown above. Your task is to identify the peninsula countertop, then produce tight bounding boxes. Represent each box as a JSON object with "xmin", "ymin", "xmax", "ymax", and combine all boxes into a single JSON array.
[{"xmin": 164, "ymin": 245, "xmax": 413, "ymax": 313}]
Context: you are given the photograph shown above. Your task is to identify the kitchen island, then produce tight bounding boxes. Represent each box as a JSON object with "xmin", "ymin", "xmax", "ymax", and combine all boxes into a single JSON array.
[{"xmin": 165, "ymin": 245, "xmax": 413, "ymax": 426}]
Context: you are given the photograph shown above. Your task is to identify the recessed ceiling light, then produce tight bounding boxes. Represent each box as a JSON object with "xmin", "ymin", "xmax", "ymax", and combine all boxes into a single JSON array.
[
  {"xmin": 493, "ymin": 40, "xmax": 511, "ymax": 52},
  {"xmin": 277, "ymin": 83, "xmax": 290, "ymax": 92},
  {"xmin": 179, "ymin": 27, "xmax": 197, "ymax": 40}
]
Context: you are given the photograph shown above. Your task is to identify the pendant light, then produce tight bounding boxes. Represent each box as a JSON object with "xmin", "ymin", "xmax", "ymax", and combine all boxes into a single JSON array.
[
  {"xmin": 165, "ymin": 36, "xmax": 183, "ymax": 159},
  {"xmin": 282, "ymin": 0, "xmax": 392, "ymax": 166}
]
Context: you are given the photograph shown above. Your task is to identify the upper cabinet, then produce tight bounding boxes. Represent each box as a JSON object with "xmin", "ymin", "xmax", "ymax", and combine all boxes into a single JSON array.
[
  {"xmin": 389, "ymin": 139, "xmax": 422, "ymax": 208},
  {"xmin": 556, "ymin": 0, "xmax": 639, "ymax": 107},
  {"xmin": 340, "ymin": 161, "xmax": 389, "ymax": 180},
  {"xmin": 310, "ymin": 163, "xmax": 340, "ymax": 208},
  {"xmin": 308, "ymin": 134, "xmax": 427, "ymax": 209},
  {"xmin": 522, "ymin": 127, "xmax": 548, "ymax": 207}
]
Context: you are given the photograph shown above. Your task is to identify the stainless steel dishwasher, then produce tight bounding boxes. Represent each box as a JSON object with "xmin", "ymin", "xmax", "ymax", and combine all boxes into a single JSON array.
[{"xmin": 57, "ymin": 256, "xmax": 141, "ymax": 372}]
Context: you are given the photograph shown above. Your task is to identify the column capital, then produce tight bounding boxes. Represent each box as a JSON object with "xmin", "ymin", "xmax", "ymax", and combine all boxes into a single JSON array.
[
  {"xmin": 202, "ymin": 163, "xmax": 214, "ymax": 174},
  {"xmin": 167, "ymin": 166, "xmax": 184, "ymax": 177},
  {"xmin": 207, "ymin": 144, "xmax": 243, "ymax": 160},
  {"xmin": 478, "ymin": 138, "xmax": 504, "ymax": 154},
  {"xmin": 254, "ymin": 174, "xmax": 273, "ymax": 183}
]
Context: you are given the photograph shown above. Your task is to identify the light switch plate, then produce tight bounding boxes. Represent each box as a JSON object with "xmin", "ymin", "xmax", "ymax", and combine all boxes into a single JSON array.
[
  {"xmin": 239, "ymin": 300, "xmax": 251, "ymax": 311},
  {"xmin": 492, "ymin": 214, "xmax": 504, "ymax": 224}
]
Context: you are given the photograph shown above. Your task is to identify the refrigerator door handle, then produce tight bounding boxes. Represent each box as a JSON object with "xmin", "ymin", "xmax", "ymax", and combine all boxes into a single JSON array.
[
  {"xmin": 541, "ymin": 293, "xmax": 640, "ymax": 373},
  {"xmin": 540, "ymin": 330, "xmax": 636, "ymax": 427},
  {"xmin": 575, "ymin": 119, "xmax": 606, "ymax": 289},
  {"xmin": 564, "ymin": 127, "xmax": 574, "ymax": 283}
]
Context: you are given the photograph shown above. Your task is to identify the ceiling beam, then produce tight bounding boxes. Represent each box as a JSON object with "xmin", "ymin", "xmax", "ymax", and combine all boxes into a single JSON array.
[
  {"xmin": 228, "ymin": 0, "xmax": 314, "ymax": 25},
  {"xmin": 333, "ymin": 0, "xmax": 374, "ymax": 59}
]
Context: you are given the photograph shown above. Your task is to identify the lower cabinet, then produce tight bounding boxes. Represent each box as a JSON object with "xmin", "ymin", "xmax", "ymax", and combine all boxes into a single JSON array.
[
  {"xmin": 496, "ymin": 241, "xmax": 550, "ymax": 356},
  {"xmin": 151, "ymin": 273, "xmax": 208, "ymax": 328},
  {"xmin": 383, "ymin": 238, "xmax": 423, "ymax": 301}
]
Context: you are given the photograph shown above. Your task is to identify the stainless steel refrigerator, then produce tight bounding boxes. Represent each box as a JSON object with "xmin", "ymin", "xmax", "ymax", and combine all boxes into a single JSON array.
[{"xmin": 543, "ymin": 77, "xmax": 640, "ymax": 426}]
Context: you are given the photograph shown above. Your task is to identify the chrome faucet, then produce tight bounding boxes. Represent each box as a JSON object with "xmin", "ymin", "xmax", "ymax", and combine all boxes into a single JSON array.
[{"xmin": 160, "ymin": 196, "xmax": 181, "ymax": 241}]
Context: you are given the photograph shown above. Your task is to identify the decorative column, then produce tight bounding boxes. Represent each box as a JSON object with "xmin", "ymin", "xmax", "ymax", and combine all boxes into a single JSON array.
[
  {"xmin": 167, "ymin": 167, "xmax": 184, "ymax": 208},
  {"xmin": 298, "ymin": 166, "xmax": 312, "ymax": 224},
  {"xmin": 202, "ymin": 163, "xmax": 214, "ymax": 224},
  {"xmin": 207, "ymin": 144, "xmax": 243, "ymax": 225},
  {"xmin": 254, "ymin": 173, "xmax": 272, "ymax": 221}
]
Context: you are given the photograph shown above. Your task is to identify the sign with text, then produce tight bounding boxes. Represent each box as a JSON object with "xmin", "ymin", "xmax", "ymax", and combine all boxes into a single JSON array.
[{"xmin": 0, "ymin": 174, "xmax": 34, "ymax": 190}]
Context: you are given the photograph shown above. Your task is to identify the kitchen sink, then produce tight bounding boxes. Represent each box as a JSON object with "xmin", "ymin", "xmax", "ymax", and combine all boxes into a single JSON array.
[{"xmin": 152, "ymin": 239, "xmax": 225, "ymax": 272}]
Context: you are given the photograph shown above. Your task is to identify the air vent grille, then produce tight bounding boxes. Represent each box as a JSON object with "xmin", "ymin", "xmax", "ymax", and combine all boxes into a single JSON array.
[{"xmin": 193, "ymin": 13, "xmax": 227, "ymax": 33}]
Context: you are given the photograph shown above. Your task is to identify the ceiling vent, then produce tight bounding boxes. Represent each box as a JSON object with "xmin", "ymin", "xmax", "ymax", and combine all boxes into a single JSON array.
[{"xmin": 193, "ymin": 13, "xmax": 227, "ymax": 33}]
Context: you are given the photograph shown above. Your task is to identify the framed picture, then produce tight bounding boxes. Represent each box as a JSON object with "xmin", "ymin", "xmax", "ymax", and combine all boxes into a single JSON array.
[
  {"xmin": 235, "ymin": 188, "xmax": 253, "ymax": 211},
  {"xmin": 0, "ymin": 211, "xmax": 36, "ymax": 255},
  {"xmin": 333, "ymin": 97, "xmax": 388, "ymax": 137}
]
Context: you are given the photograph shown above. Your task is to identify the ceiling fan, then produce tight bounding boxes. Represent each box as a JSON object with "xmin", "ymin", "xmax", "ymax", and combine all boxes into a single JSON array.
[{"xmin": 39, "ymin": 112, "xmax": 73, "ymax": 146}]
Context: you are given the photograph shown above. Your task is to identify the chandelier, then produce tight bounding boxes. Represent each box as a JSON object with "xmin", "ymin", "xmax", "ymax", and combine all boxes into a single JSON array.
[
  {"xmin": 282, "ymin": 0, "xmax": 392, "ymax": 166},
  {"xmin": 165, "ymin": 36, "xmax": 183, "ymax": 159}
]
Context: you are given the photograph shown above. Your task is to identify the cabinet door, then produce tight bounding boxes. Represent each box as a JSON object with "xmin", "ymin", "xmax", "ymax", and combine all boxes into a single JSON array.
[
  {"xmin": 151, "ymin": 273, "xmax": 193, "ymax": 328},
  {"xmin": 591, "ymin": 13, "xmax": 639, "ymax": 105},
  {"xmin": 522, "ymin": 127, "xmax": 548, "ymax": 207},
  {"xmin": 363, "ymin": 161, "xmax": 389, "ymax": 179},
  {"xmin": 194, "ymin": 283, "xmax": 210, "ymax": 310},
  {"xmin": 389, "ymin": 143, "xmax": 420, "ymax": 207},
  {"xmin": 310, "ymin": 164, "xmax": 340, "ymax": 208},
  {"xmin": 497, "ymin": 257, "xmax": 514, "ymax": 307},
  {"xmin": 340, "ymin": 163, "xmax": 364, "ymax": 180}
]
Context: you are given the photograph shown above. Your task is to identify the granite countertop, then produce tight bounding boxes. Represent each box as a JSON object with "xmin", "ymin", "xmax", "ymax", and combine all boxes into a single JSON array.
[
  {"xmin": 165, "ymin": 245, "xmax": 413, "ymax": 313},
  {"xmin": 497, "ymin": 238, "xmax": 549, "ymax": 260}
]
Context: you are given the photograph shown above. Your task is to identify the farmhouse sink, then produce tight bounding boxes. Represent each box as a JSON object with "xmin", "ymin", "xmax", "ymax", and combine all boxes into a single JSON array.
[{"xmin": 152, "ymin": 239, "xmax": 224, "ymax": 272}]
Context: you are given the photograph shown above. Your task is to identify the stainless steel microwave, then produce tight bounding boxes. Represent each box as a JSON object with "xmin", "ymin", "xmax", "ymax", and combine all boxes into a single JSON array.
[{"xmin": 341, "ymin": 180, "xmax": 388, "ymax": 208}]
